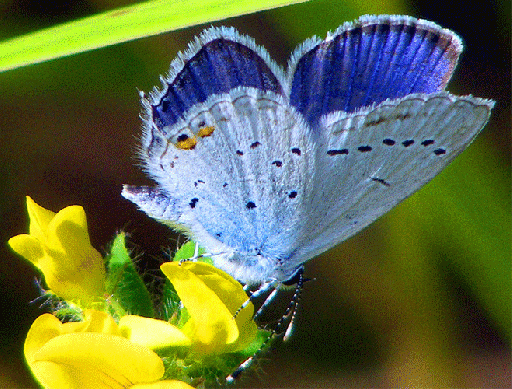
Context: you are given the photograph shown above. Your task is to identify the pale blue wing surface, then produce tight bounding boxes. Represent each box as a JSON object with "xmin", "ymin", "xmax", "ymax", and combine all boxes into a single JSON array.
[
  {"xmin": 125, "ymin": 88, "xmax": 315, "ymax": 283},
  {"xmin": 283, "ymin": 93, "xmax": 493, "ymax": 271}
]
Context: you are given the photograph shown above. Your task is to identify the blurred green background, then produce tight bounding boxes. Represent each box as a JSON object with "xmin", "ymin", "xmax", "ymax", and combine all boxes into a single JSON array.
[{"xmin": 0, "ymin": 0, "xmax": 510, "ymax": 387}]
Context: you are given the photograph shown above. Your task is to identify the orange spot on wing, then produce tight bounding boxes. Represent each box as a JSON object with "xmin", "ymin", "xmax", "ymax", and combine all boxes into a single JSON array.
[
  {"xmin": 176, "ymin": 135, "xmax": 197, "ymax": 150},
  {"xmin": 198, "ymin": 126, "xmax": 215, "ymax": 138}
]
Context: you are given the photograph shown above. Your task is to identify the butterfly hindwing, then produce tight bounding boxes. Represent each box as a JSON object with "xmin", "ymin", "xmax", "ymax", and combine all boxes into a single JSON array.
[{"xmin": 285, "ymin": 93, "xmax": 493, "ymax": 265}]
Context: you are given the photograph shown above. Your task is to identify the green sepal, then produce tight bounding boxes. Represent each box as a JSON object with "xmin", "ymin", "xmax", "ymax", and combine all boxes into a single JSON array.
[{"xmin": 105, "ymin": 232, "xmax": 154, "ymax": 318}]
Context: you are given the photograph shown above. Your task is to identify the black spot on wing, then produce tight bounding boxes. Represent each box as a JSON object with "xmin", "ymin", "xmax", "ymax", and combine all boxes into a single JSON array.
[
  {"xmin": 288, "ymin": 191, "xmax": 298, "ymax": 199},
  {"xmin": 327, "ymin": 149, "xmax": 349, "ymax": 156},
  {"xmin": 371, "ymin": 177, "xmax": 390, "ymax": 186},
  {"xmin": 357, "ymin": 145, "xmax": 372, "ymax": 152},
  {"xmin": 325, "ymin": 137, "xmax": 448, "ymax": 158}
]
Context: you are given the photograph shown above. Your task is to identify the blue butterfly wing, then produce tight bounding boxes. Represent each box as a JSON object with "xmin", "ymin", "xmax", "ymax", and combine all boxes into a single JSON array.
[
  {"xmin": 151, "ymin": 27, "xmax": 285, "ymax": 131},
  {"xmin": 287, "ymin": 15, "xmax": 462, "ymax": 127},
  {"xmin": 284, "ymin": 93, "xmax": 493, "ymax": 269},
  {"xmin": 124, "ymin": 27, "xmax": 314, "ymax": 284}
]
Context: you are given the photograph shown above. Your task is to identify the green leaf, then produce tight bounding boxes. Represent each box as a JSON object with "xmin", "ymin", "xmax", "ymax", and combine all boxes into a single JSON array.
[
  {"xmin": 105, "ymin": 232, "xmax": 154, "ymax": 318},
  {"xmin": 0, "ymin": 0, "xmax": 307, "ymax": 72}
]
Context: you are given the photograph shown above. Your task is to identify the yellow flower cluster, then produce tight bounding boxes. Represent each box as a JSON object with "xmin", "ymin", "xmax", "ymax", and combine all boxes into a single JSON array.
[{"xmin": 9, "ymin": 197, "xmax": 259, "ymax": 388}]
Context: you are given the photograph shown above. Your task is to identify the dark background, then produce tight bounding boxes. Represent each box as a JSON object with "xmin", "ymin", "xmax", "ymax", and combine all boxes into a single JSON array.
[{"xmin": 1, "ymin": 0, "xmax": 510, "ymax": 387}]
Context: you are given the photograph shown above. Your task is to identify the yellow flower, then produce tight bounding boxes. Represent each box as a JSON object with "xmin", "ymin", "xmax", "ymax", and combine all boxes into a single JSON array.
[
  {"xmin": 25, "ymin": 310, "xmax": 194, "ymax": 389},
  {"xmin": 8, "ymin": 196, "xmax": 106, "ymax": 303},
  {"xmin": 118, "ymin": 315, "xmax": 191, "ymax": 350},
  {"xmin": 161, "ymin": 261, "xmax": 257, "ymax": 355}
]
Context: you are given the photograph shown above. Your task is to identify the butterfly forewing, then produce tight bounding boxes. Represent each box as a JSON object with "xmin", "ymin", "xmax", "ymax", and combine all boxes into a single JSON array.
[
  {"xmin": 140, "ymin": 87, "xmax": 315, "ymax": 263},
  {"xmin": 287, "ymin": 15, "xmax": 461, "ymax": 127},
  {"xmin": 148, "ymin": 27, "xmax": 285, "ymax": 133}
]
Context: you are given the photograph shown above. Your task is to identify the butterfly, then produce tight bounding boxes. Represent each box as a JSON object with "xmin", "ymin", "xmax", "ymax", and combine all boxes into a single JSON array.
[{"xmin": 122, "ymin": 14, "xmax": 493, "ymax": 343}]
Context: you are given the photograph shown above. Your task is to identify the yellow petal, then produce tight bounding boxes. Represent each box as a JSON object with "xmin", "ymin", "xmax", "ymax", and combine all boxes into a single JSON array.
[
  {"xmin": 119, "ymin": 315, "xmax": 191, "ymax": 349},
  {"xmin": 26, "ymin": 196, "xmax": 56, "ymax": 239},
  {"xmin": 25, "ymin": 314, "xmax": 64, "ymax": 365},
  {"xmin": 39, "ymin": 242, "xmax": 105, "ymax": 303},
  {"xmin": 24, "ymin": 311, "xmax": 121, "ymax": 366},
  {"xmin": 46, "ymin": 206, "xmax": 106, "ymax": 301},
  {"xmin": 179, "ymin": 261, "xmax": 245, "ymax": 310},
  {"xmin": 77, "ymin": 310, "xmax": 121, "ymax": 336},
  {"xmin": 179, "ymin": 262, "xmax": 257, "ymax": 352},
  {"xmin": 30, "ymin": 332, "xmax": 164, "ymax": 389},
  {"xmin": 161, "ymin": 262, "xmax": 239, "ymax": 354},
  {"xmin": 7, "ymin": 234, "xmax": 44, "ymax": 267},
  {"xmin": 132, "ymin": 381, "xmax": 195, "ymax": 389},
  {"xmin": 46, "ymin": 205, "xmax": 90, "ymax": 254}
]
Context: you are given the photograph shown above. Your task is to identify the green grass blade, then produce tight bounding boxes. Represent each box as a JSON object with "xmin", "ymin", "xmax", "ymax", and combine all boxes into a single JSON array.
[{"xmin": 0, "ymin": 0, "xmax": 306, "ymax": 72}]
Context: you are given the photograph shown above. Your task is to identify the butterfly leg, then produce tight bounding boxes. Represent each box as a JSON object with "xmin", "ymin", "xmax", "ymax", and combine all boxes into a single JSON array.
[
  {"xmin": 233, "ymin": 280, "xmax": 278, "ymax": 319},
  {"xmin": 227, "ymin": 266, "xmax": 304, "ymax": 383}
]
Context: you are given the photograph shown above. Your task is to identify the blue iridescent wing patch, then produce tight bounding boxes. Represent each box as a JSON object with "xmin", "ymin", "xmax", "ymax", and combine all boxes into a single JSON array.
[
  {"xmin": 151, "ymin": 27, "xmax": 285, "ymax": 131},
  {"xmin": 287, "ymin": 15, "xmax": 462, "ymax": 126}
]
